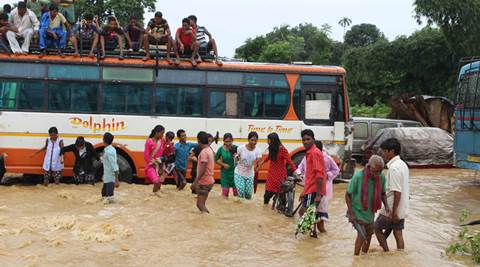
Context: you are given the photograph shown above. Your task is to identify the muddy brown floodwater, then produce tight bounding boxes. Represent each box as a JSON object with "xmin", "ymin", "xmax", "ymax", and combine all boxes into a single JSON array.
[{"xmin": 0, "ymin": 169, "xmax": 480, "ymax": 267}]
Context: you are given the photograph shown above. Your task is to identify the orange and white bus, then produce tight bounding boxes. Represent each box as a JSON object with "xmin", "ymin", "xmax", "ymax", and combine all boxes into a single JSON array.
[{"xmin": 0, "ymin": 54, "xmax": 353, "ymax": 182}]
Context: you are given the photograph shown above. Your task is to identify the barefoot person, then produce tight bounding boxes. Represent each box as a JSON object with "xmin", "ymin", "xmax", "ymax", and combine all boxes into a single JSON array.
[
  {"xmin": 375, "ymin": 138, "xmax": 410, "ymax": 252},
  {"xmin": 144, "ymin": 125, "xmax": 165, "ymax": 193},
  {"xmin": 175, "ymin": 17, "xmax": 199, "ymax": 66},
  {"xmin": 192, "ymin": 131, "xmax": 215, "ymax": 213},
  {"xmin": 142, "ymin": 11, "xmax": 176, "ymax": 63},
  {"xmin": 70, "ymin": 13, "xmax": 100, "ymax": 57},
  {"xmin": 60, "ymin": 136, "xmax": 99, "ymax": 185},
  {"xmin": 174, "ymin": 129, "xmax": 196, "ymax": 191},
  {"xmin": 345, "ymin": 155, "xmax": 389, "ymax": 255},
  {"xmin": 296, "ymin": 141, "xmax": 340, "ymax": 232},
  {"xmin": 188, "ymin": 15, "xmax": 222, "ymax": 65},
  {"xmin": 234, "ymin": 132, "xmax": 263, "ymax": 200},
  {"xmin": 263, "ymin": 133, "xmax": 296, "ymax": 208},
  {"xmin": 216, "ymin": 133, "xmax": 237, "ymax": 198},
  {"xmin": 101, "ymin": 132, "xmax": 119, "ymax": 204},
  {"xmin": 297, "ymin": 129, "xmax": 326, "ymax": 238},
  {"xmin": 31, "ymin": 127, "xmax": 64, "ymax": 186}
]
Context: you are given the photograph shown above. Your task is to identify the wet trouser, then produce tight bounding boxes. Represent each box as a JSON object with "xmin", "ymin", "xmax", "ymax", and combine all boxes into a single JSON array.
[
  {"xmin": 234, "ymin": 173, "xmax": 254, "ymax": 200},
  {"xmin": 6, "ymin": 28, "xmax": 34, "ymax": 53},
  {"xmin": 101, "ymin": 182, "xmax": 115, "ymax": 197},
  {"xmin": 39, "ymin": 28, "xmax": 67, "ymax": 49},
  {"xmin": 175, "ymin": 168, "xmax": 186, "ymax": 189}
]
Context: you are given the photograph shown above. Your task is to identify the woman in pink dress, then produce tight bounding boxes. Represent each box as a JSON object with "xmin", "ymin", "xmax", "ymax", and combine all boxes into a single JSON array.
[{"xmin": 144, "ymin": 125, "xmax": 165, "ymax": 193}]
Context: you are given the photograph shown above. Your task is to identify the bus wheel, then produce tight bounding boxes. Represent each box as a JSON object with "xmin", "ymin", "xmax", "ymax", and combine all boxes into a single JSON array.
[
  {"xmin": 93, "ymin": 153, "xmax": 134, "ymax": 184},
  {"xmin": 117, "ymin": 154, "xmax": 133, "ymax": 184}
]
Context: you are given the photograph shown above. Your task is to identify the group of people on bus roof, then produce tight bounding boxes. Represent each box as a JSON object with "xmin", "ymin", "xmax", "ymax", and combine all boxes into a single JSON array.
[
  {"xmin": 19, "ymin": 122, "xmax": 410, "ymax": 255},
  {"xmin": 0, "ymin": 1, "xmax": 222, "ymax": 66}
]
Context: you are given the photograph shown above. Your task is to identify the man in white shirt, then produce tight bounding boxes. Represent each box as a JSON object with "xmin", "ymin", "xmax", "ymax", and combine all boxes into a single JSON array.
[
  {"xmin": 6, "ymin": 2, "xmax": 39, "ymax": 54},
  {"xmin": 374, "ymin": 138, "xmax": 410, "ymax": 252}
]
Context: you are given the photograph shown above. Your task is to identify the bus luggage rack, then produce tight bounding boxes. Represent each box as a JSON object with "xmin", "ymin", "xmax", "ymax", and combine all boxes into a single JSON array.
[
  {"xmin": 0, "ymin": 40, "xmax": 215, "ymax": 61},
  {"xmin": 460, "ymin": 56, "xmax": 480, "ymax": 64}
]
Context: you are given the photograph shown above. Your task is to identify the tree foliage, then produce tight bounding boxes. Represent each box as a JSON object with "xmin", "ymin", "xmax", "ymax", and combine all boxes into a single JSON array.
[
  {"xmin": 235, "ymin": 24, "xmax": 333, "ymax": 65},
  {"xmin": 414, "ymin": 0, "xmax": 480, "ymax": 58},
  {"xmin": 75, "ymin": 0, "xmax": 156, "ymax": 26},
  {"xmin": 236, "ymin": 1, "xmax": 480, "ymax": 107},
  {"xmin": 343, "ymin": 27, "xmax": 456, "ymax": 105},
  {"xmin": 344, "ymin": 23, "xmax": 386, "ymax": 48}
]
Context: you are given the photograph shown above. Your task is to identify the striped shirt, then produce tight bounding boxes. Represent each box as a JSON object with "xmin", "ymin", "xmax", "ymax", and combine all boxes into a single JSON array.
[{"xmin": 195, "ymin": 25, "xmax": 208, "ymax": 46}]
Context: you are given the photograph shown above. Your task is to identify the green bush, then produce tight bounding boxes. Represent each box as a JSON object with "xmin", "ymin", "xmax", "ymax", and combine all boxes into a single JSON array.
[
  {"xmin": 446, "ymin": 209, "xmax": 480, "ymax": 264},
  {"xmin": 351, "ymin": 102, "xmax": 391, "ymax": 118}
]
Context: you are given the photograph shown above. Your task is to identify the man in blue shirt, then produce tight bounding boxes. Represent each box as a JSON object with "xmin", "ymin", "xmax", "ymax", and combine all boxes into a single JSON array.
[
  {"xmin": 174, "ymin": 129, "xmax": 197, "ymax": 190},
  {"xmin": 102, "ymin": 132, "xmax": 119, "ymax": 203}
]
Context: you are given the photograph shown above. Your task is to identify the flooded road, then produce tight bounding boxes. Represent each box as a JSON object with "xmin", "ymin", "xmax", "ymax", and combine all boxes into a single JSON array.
[{"xmin": 0, "ymin": 168, "xmax": 479, "ymax": 267}]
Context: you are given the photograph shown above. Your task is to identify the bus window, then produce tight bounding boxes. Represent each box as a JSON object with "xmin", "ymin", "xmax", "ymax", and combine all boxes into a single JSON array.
[
  {"xmin": 155, "ymin": 87, "xmax": 178, "ymax": 115},
  {"xmin": 103, "ymin": 67, "xmax": 153, "ymax": 82},
  {"xmin": 301, "ymin": 75, "xmax": 337, "ymax": 84},
  {"xmin": 0, "ymin": 81, "xmax": 18, "ymax": 109},
  {"xmin": 244, "ymin": 90, "xmax": 264, "ymax": 117},
  {"xmin": 178, "ymin": 88, "xmax": 203, "ymax": 116},
  {"xmin": 209, "ymin": 91, "xmax": 238, "ymax": 117},
  {"xmin": 18, "ymin": 81, "xmax": 44, "ymax": 110},
  {"xmin": 126, "ymin": 86, "xmax": 150, "ymax": 114},
  {"xmin": 103, "ymin": 84, "xmax": 150, "ymax": 114},
  {"xmin": 265, "ymin": 90, "xmax": 289, "ymax": 117},
  {"xmin": 157, "ymin": 69, "xmax": 206, "ymax": 85},
  {"xmin": 245, "ymin": 73, "xmax": 288, "ymax": 88},
  {"xmin": 207, "ymin": 71, "xmax": 243, "ymax": 86},
  {"xmin": 0, "ymin": 63, "xmax": 44, "ymax": 79},
  {"xmin": 305, "ymin": 92, "xmax": 332, "ymax": 120},
  {"xmin": 48, "ymin": 82, "xmax": 98, "ymax": 112},
  {"xmin": 49, "ymin": 65, "xmax": 99, "ymax": 80}
]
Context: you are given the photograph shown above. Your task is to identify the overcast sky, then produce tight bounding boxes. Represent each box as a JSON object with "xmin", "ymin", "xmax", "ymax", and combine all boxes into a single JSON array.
[{"xmin": 1, "ymin": 0, "xmax": 422, "ymax": 58}]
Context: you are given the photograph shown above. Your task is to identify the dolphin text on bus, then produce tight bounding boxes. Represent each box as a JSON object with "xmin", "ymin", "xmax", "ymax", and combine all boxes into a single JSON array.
[{"xmin": 69, "ymin": 116, "xmax": 127, "ymax": 133}]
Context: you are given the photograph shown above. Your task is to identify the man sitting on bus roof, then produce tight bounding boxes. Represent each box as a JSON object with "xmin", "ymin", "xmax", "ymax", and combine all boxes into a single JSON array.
[
  {"xmin": 6, "ymin": 2, "xmax": 40, "ymax": 55},
  {"xmin": 142, "ymin": 11, "xmax": 176, "ymax": 64},
  {"xmin": 70, "ymin": 13, "xmax": 99, "ymax": 57},
  {"xmin": 188, "ymin": 15, "xmax": 222, "ymax": 66},
  {"xmin": 50, "ymin": 0, "xmax": 75, "ymax": 25},
  {"xmin": 39, "ymin": 4, "xmax": 71, "ymax": 57},
  {"xmin": 124, "ymin": 16, "xmax": 144, "ymax": 52},
  {"xmin": 175, "ymin": 17, "xmax": 199, "ymax": 67},
  {"xmin": 0, "ymin": 13, "xmax": 15, "ymax": 53},
  {"xmin": 99, "ymin": 16, "xmax": 124, "ymax": 60}
]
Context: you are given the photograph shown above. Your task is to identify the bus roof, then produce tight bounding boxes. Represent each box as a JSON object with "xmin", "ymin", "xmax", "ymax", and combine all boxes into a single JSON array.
[
  {"xmin": 0, "ymin": 54, "xmax": 345, "ymax": 76},
  {"xmin": 460, "ymin": 60, "xmax": 480, "ymax": 77}
]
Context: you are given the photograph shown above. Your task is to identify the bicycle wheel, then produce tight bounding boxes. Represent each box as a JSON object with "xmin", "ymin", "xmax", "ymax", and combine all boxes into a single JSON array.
[{"xmin": 285, "ymin": 191, "xmax": 295, "ymax": 217}]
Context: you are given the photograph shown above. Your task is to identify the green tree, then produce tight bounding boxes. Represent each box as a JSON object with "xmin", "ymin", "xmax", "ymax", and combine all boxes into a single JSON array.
[
  {"xmin": 344, "ymin": 23, "xmax": 387, "ymax": 48},
  {"xmin": 235, "ymin": 23, "xmax": 333, "ymax": 64},
  {"xmin": 338, "ymin": 17, "xmax": 352, "ymax": 38},
  {"xmin": 343, "ymin": 27, "xmax": 455, "ymax": 105},
  {"xmin": 414, "ymin": 0, "xmax": 480, "ymax": 58},
  {"xmin": 75, "ymin": 0, "xmax": 156, "ymax": 26},
  {"xmin": 235, "ymin": 36, "xmax": 268, "ymax": 62}
]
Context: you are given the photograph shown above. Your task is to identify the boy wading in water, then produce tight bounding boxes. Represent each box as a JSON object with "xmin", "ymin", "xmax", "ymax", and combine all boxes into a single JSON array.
[
  {"xmin": 345, "ymin": 155, "xmax": 389, "ymax": 255},
  {"xmin": 298, "ymin": 129, "xmax": 326, "ymax": 238},
  {"xmin": 102, "ymin": 132, "xmax": 119, "ymax": 204},
  {"xmin": 375, "ymin": 138, "xmax": 410, "ymax": 252},
  {"xmin": 31, "ymin": 127, "xmax": 64, "ymax": 186},
  {"xmin": 191, "ymin": 132, "xmax": 215, "ymax": 213}
]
